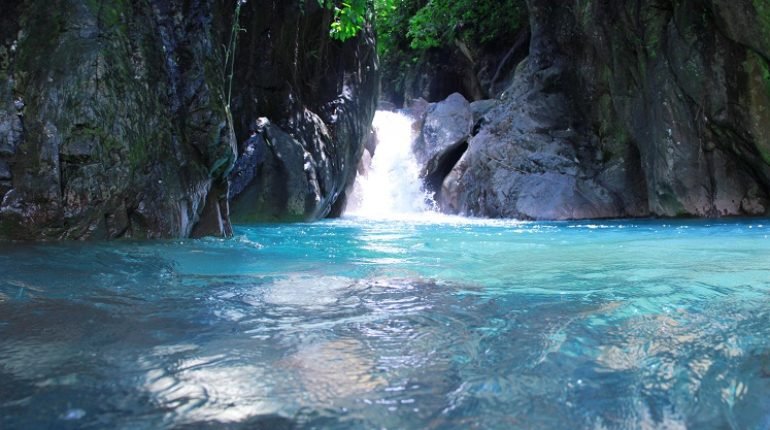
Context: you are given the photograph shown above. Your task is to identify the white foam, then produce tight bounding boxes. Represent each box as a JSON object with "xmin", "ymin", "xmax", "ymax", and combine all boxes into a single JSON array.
[{"xmin": 348, "ymin": 111, "xmax": 434, "ymax": 218}]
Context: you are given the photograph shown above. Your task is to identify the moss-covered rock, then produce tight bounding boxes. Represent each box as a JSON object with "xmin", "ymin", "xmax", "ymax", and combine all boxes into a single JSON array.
[
  {"xmin": 0, "ymin": 0, "xmax": 239, "ymax": 239},
  {"xmin": 0, "ymin": 0, "xmax": 378, "ymax": 239}
]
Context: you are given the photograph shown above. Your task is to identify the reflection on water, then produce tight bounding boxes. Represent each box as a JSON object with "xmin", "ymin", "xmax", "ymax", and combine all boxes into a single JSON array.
[
  {"xmin": 1, "ymin": 219, "xmax": 770, "ymax": 429},
  {"xmin": 281, "ymin": 339, "xmax": 386, "ymax": 405}
]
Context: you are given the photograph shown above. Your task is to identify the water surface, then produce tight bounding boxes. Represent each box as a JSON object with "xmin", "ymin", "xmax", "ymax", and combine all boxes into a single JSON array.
[{"xmin": 1, "ymin": 217, "xmax": 770, "ymax": 429}]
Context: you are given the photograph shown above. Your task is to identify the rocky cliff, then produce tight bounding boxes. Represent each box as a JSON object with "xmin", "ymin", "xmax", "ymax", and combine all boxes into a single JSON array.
[
  {"xmin": 411, "ymin": 0, "xmax": 770, "ymax": 219},
  {"xmin": 0, "ymin": 0, "xmax": 376, "ymax": 240}
]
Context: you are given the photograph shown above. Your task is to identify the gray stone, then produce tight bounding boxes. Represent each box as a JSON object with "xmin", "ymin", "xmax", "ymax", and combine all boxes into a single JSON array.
[
  {"xmin": 229, "ymin": 132, "xmax": 269, "ymax": 199},
  {"xmin": 228, "ymin": 0, "xmax": 377, "ymax": 222},
  {"xmin": 469, "ymin": 99, "xmax": 499, "ymax": 124},
  {"xmin": 438, "ymin": 151, "xmax": 469, "ymax": 214},
  {"xmin": 0, "ymin": 108, "xmax": 22, "ymax": 156},
  {"xmin": 0, "ymin": 159, "xmax": 9, "ymax": 179},
  {"xmin": 413, "ymin": 93, "xmax": 473, "ymax": 167},
  {"xmin": 230, "ymin": 121, "xmax": 321, "ymax": 222},
  {"xmin": 433, "ymin": 0, "xmax": 770, "ymax": 219}
]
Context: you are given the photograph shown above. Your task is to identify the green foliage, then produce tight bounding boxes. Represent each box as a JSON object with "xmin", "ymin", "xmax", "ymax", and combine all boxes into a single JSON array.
[
  {"xmin": 372, "ymin": 0, "xmax": 527, "ymax": 66},
  {"xmin": 407, "ymin": 0, "xmax": 526, "ymax": 50},
  {"xmin": 318, "ymin": 0, "xmax": 371, "ymax": 41},
  {"xmin": 317, "ymin": 0, "xmax": 528, "ymax": 48},
  {"xmin": 374, "ymin": 0, "xmax": 418, "ymax": 58},
  {"xmin": 406, "ymin": 5, "xmax": 441, "ymax": 49},
  {"xmin": 312, "ymin": 0, "xmax": 528, "ymax": 102},
  {"xmin": 372, "ymin": 0, "xmax": 526, "ymax": 101}
]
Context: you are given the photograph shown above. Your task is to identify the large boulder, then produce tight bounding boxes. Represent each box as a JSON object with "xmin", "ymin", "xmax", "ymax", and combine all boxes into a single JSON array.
[
  {"xmin": 445, "ymin": 53, "xmax": 647, "ymax": 219},
  {"xmin": 227, "ymin": 1, "xmax": 378, "ymax": 222},
  {"xmin": 413, "ymin": 93, "xmax": 473, "ymax": 166},
  {"xmin": 411, "ymin": 93, "xmax": 473, "ymax": 199}
]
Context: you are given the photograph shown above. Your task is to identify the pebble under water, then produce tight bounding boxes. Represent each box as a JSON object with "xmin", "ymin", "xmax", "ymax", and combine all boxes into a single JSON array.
[{"xmin": 1, "ymin": 217, "xmax": 770, "ymax": 429}]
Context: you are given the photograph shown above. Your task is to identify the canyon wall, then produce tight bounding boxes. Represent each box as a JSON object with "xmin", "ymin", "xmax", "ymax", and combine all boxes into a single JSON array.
[
  {"xmin": 0, "ymin": 0, "xmax": 376, "ymax": 239},
  {"xmin": 412, "ymin": 0, "xmax": 770, "ymax": 219}
]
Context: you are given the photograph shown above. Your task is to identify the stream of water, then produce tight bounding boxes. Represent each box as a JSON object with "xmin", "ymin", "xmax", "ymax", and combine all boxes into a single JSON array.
[
  {"xmin": 347, "ymin": 110, "xmax": 434, "ymax": 217},
  {"xmin": 1, "ymin": 113, "xmax": 770, "ymax": 429}
]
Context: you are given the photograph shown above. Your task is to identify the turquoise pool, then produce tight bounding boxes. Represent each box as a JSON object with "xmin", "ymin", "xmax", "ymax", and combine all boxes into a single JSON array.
[{"xmin": 1, "ymin": 217, "xmax": 769, "ymax": 429}]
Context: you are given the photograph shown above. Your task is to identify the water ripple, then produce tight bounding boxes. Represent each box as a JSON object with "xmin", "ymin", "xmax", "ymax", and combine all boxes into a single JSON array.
[{"xmin": 2, "ymin": 219, "xmax": 770, "ymax": 428}]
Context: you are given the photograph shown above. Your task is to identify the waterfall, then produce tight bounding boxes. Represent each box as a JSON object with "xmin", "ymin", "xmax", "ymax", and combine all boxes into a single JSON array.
[{"xmin": 347, "ymin": 111, "xmax": 434, "ymax": 218}]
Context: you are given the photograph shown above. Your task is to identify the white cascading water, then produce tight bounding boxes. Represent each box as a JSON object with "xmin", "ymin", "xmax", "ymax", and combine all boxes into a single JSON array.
[{"xmin": 347, "ymin": 111, "xmax": 434, "ymax": 218}]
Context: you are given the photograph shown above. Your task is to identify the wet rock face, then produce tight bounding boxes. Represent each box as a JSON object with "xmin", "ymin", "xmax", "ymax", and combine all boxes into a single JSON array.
[
  {"xmin": 0, "ymin": 0, "xmax": 236, "ymax": 239},
  {"xmin": 426, "ymin": 0, "xmax": 770, "ymax": 219},
  {"xmin": 412, "ymin": 93, "xmax": 473, "ymax": 201},
  {"xmin": 227, "ymin": 1, "xmax": 378, "ymax": 222},
  {"xmin": 413, "ymin": 93, "xmax": 473, "ymax": 168},
  {"xmin": 0, "ymin": 0, "xmax": 377, "ymax": 239}
]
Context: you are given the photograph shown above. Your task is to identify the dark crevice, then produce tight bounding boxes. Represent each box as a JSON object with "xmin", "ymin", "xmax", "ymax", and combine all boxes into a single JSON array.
[
  {"xmin": 423, "ymin": 141, "xmax": 469, "ymax": 198},
  {"xmin": 489, "ymin": 27, "xmax": 531, "ymax": 95}
]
